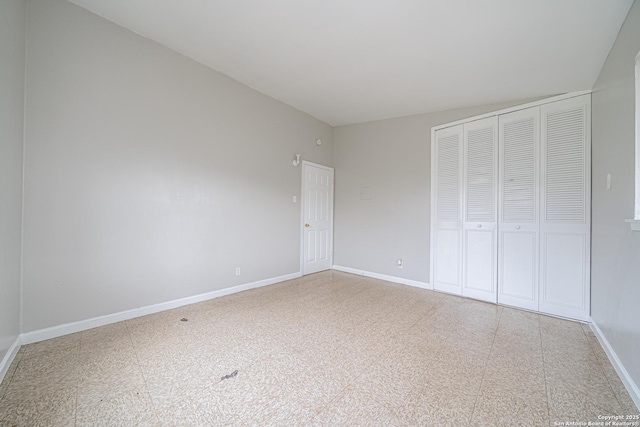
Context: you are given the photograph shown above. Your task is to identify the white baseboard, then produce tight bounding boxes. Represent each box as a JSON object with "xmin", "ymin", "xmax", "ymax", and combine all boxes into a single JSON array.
[
  {"xmin": 21, "ymin": 272, "xmax": 302, "ymax": 345},
  {"xmin": 589, "ymin": 317, "xmax": 640, "ymax": 410},
  {"xmin": 332, "ymin": 265, "xmax": 431, "ymax": 290},
  {"xmin": 0, "ymin": 336, "xmax": 21, "ymax": 385}
]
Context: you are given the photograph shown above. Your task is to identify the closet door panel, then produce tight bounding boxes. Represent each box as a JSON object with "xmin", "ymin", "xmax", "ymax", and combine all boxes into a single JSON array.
[
  {"xmin": 435, "ymin": 229, "xmax": 461, "ymax": 287},
  {"xmin": 542, "ymin": 233, "xmax": 587, "ymax": 308},
  {"xmin": 498, "ymin": 107, "xmax": 540, "ymax": 311},
  {"xmin": 499, "ymin": 231, "xmax": 538, "ymax": 310},
  {"xmin": 539, "ymin": 95, "xmax": 591, "ymax": 321},
  {"xmin": 464, "ymin": 229, "xmax": 495, "ymax": 295},
  {"xmin": 462, "ymin": 117, "xmax": 498, "ymax": 303},
  {"xmin": 432, "ymin": 125, "xmax": 463, "ymax": 295}
]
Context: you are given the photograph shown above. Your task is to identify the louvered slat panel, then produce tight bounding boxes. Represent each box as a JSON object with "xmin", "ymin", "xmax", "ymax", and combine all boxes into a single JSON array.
[
  {"xmin": 437, "ymin": 134, "xmax": 460, "ymax": 221},
  {"xmin": 545, "ymin": 108, "xmax": 585, "ymax": 223},
  {"xmin": 466, "ymin": 127, "xmax": 495, "ymax": 222},
  {"xmin": 502, "ymin": 116, "xmax": 536, "ymax": 222}
]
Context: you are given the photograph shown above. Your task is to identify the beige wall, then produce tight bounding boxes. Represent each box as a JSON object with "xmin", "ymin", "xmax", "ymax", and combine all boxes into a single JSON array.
[
  {"xmin": 0, "ymin": 0, "xmax": 26, "ymax": 363},
  {"xmin": 591, "ymin": 0, "xmax": 640, "ymax": 393},
  {"xmin": 333, "ymin": 98, "xmax": 544, "ymax": 283},
  {"xmin": 22, "ymin": 0, "xmax": 333, "ymax": 332}
]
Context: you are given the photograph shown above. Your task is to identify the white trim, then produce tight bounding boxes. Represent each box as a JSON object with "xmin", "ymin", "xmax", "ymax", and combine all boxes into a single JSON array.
[
  {"xmin": 20, "ymin": 272, "xmax": 301, "ymax": 345},
  {"xmin": 431, "ymin": 91, "xmax": 592, "ymax": 132},
  {"xmin": 589, "ymin": 317, "xmax": 640, "ymax": 410},
  {"xmin": 429, "ymin": 126, "xmax": 436, "ymax": 289},
  {"xmin": 332, "ymin": 265, "xmax": 431, "ymax": 290},
  {"xmin": 0, "ymin": 336, "xmax": 21, "ymax": 385}
]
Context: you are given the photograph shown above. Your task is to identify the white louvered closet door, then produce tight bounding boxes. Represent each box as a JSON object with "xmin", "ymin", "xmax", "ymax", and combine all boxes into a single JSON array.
[
  {"xmin": 462, "ymin": 117, "xmax": 498, "ymax": 303},
  {"xmin": 432, "ymin": 125, "xmax": 463, "ymax": 295},
  {"xmin": 539, "ymin": 95, "xmax": 591, "ymax": 321},
  {"xmin": 497, "ymin": 107, "xmax": 540, "ymax": 311}
]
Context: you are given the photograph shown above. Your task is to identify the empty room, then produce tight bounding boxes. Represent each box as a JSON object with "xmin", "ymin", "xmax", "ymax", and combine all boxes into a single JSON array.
[{"xmin": 1, "ymin": 0, "xmax": 640, "ymax": 425}]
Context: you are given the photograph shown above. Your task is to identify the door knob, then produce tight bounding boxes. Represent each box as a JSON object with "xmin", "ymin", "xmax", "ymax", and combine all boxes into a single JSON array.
[
  {"xmin": 305, "ymin": 224, "xmax": 310, "ymax": 227},
  {"xmin": 476, "ymin": 224, "xmax": 482, "ymax": 228},
  {"xmin": 516, "ymin": 225, "xmax": 521, "ymax": 230}
]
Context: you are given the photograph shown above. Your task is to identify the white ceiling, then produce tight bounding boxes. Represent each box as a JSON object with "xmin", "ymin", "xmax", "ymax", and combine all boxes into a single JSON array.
[{"xmin": 68, "ymin": 0, "xmax": 633, "ymax": 127}]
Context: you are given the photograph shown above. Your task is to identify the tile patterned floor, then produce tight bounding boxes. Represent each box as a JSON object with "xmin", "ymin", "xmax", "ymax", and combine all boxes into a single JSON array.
[{"xmin": 0, "ymin": 271, "xmax": 637, "ymax": 426}]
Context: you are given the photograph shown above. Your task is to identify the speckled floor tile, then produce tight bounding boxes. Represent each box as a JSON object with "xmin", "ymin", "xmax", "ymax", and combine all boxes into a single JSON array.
[
  {"xmin": 0, "ymin": 385, "xmax": 77, "ymax": 427},
  {"xmin": 76, "ymin": 390, "xmax": 160, "ymax": 427},
  {"xmin": 78, "ymin": 353, "xmax": 147, "ymax": 406},
  {"xmin": 125, "ymin": 309, "xmax": 175, "ymax": 327},
  {"xmin": 353, "ymin": 341, "xmax": 434, "ymax": 409},
  {"xmin": 599, "ymin": 362, "xmax": 640, "ymax": 415},
  {"xmin": 0, "ymin": 380, "xmax": 7, "ymax": 403},
  {"xmin": 152, "ymin": 391, "xmax": 245, "ymax": 426},
  {"xmin": 544, "ymin": 351, "xmax": 608, "ymax": 388},
  {"xmin": 318, "ymin": 334, "xmax": 394, "ymax": 385},
  {"xmin": 542, "ymin": 334, "xmax": 592, "ymax": 357},
  {"xmin": 546, "ymin": 381, "xmax": 624, "ymax": 424},
  {"xmin": 311, "ymin": 385, "xmax": 395, "ymax": 426},
  {"xmin": 471, "ymin": 383, "xmax": 549, "ymax": 426},
  {"xmin": 579, "ymin": 327, "xmax": 639, "ymax": 414},
  {"xmin": 0, "ymin": 354, "xmax": 21, "ymax": 401},
  {"xmin": 6, "ymin": 346, "xmax": 80, "ymax": 396},
  {"xmin": 422, "ymin": 344, "xmax": 490, "ymax": 385},
  {"xmin": 545, "ymin": 342, "xmax": 626, "ymax": 423},
  {"xmin": 2, "ymin": 271, "xmax": 636, "ymax": 425},
  {"xmin": 179, "ymin": 350, "xmax": 320, "ymax": 425},
  {"xmin": 482, "ymin": 360, "xmax": 545, "ymax": 392},
  {"xmin": 20, "ymin": 332, "xmax": 81, "ymax": 360},
  {"xmin": 392, "ymin": 381, "xmax": 478, "ymax": 427},
  {"xmin": 540, "ymin": 315, "xmax": 589, "ymax": 349},
  {"xmin": 80, "ymin": 325, "xmax": 134, "ymax": 354},
  {"xmin": 443, "ymin": 326, "xmax": 497, "ymax": 355},
  {"xmin": 413, "ymin": 305, "xmax": 460, "ymax": 327}
]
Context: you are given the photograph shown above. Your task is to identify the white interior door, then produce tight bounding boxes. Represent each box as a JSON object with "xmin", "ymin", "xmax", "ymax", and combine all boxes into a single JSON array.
[
  {"xmin": 539, "ymin": 95, "xmax": 591, "ymax": 321},
  {"xmin": 302, "ymin": 162, "xmax": 334, "ymax": 275},
  {"xmin": 462, "ymin": 117, "xmax": 498, "ymax": 303},
  {"xmin": 432, "ymin": 125, "xmax": 463, "ymax": 295},
  {"xmin": 498, "ymin": 106, "xmax": 540, "ymax": 311}
]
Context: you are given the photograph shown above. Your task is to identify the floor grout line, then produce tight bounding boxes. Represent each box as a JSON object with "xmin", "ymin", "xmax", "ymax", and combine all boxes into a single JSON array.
[
  {"xmin": 74, "ymin": 333, "xmax": 84, "ymax": 427},
  {"xmin": 467, "ymin": 305, "xmax": 503, "ymax": 425},
  {"xmin": 123, "ymin": 318, "xmax": 164, "ymax": 424},
  {"xmin": 539, "ymin": 313, "xmax": 552, "ymax": 427},
  {"xmin": 580, "ymin": 323, "xmax": 627, "ymax": 412}
]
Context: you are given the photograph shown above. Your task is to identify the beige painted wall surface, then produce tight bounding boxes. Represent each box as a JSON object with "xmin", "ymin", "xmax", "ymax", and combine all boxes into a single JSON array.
[
  {"xmin": 333, "ymin": 98, "xmax": 544, "ymax": 283},
  {"xmin": 0, "ymin": 0, "xmax": 26, "ymax": 361},
  {"xmin": 591, "ymin": 0, "xmax": 640, "ymax": 393},
  {"xmin": 22, "ymin": 0, "xmax": 333, "ymax": 332}
]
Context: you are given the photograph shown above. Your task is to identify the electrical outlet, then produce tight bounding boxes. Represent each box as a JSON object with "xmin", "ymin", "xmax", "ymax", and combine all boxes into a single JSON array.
[
  {"xmin": 397, "ymin": 259, "xmax": 403, "ymax": 268},
  {"xmin": 235, "ymin": 267, "xmax": 241, "ymax": 276}
]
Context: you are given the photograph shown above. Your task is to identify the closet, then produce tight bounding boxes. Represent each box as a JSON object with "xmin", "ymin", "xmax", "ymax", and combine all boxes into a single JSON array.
[{"xmin": 430, "ymin": 93, "xmax": 591, "ymax": 321}]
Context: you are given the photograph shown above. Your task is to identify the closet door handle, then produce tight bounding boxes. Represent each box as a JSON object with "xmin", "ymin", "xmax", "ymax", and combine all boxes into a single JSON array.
[
  {"xmin": 516, "ymin": 225, "xmax": 521, "ymax": 230},
  {"xmin": 476, "ymin": 224, "xmax": 482, "ymax": 228}
]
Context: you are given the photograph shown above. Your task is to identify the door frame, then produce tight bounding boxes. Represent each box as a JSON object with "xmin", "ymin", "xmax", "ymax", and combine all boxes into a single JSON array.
[{"xmin": 300, "ymin": 161, "xmax": 335, "ymax": 275}]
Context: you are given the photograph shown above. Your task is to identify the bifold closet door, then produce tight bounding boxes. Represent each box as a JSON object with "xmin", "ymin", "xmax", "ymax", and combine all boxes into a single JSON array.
[
  {"xmin": 498, "ymin": 107, "xmax": 540, "ymax": 311},
  {"xmin": 432, "ymin": 125, "xmax": 463, "ymax": 295},
  {"xmin": 539, "ymin": 95, "xmax": 591, "ymax": 321},
  {"xmin": 462, "ymin": 117, "xmax": 498, "ymax": 303}
]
